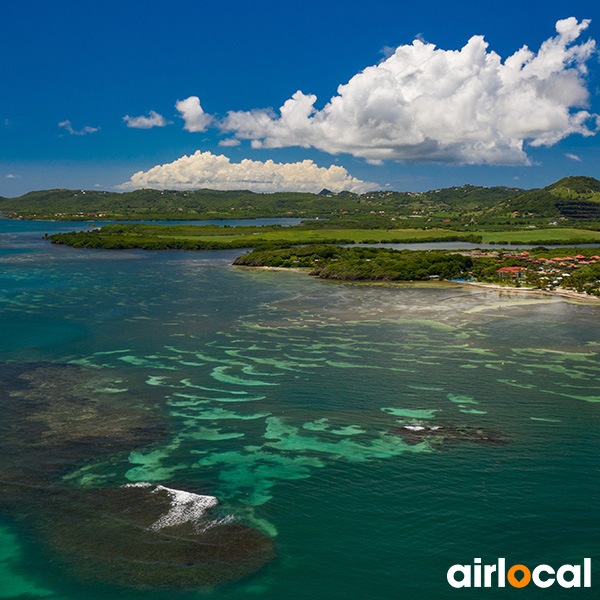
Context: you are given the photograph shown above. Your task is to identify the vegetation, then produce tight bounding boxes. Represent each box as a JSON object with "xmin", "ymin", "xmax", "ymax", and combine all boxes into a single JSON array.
[
  {"xmin": 560, "ymin": 262, "xmax": 600, "ymax": 296},
  {"xmin": 6, "ymin": 175, "xmax": 600, "ymax": 267},
  {"xmin": 47, "ymin": 223, "xmax": 482, "ymax": 250},
  {"xmin": 480, "ymin": 228, "xmax": 600, "ymax": 245},
  {"xmin": 233, "ymin": 244, "xmax": 600, "ymax": 297},
  {"xmin": 0, "ymin": 188, "xmax": 346, "ymax": 220},
  {"xmin": 47, "ymin": 219, "xmax": 600, "ymax": 251},
  {"xmin": 234, "ymin": 245, "xmax": 475, "ymax": 281},
  {"xmin": 3, "ymin": 176, "xmax": 600, "ymax": 232}
]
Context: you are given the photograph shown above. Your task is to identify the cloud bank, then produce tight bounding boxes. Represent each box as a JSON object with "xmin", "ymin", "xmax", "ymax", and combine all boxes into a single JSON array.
[
  {"xmin": 123, "ymin": 110, "xmax": 168, "ymax": 129},
  {"xmin": 220, "ymin": 18, "xmax": 598, "ymax": 165},
  {"xmin": 118, "ymin": 151, "xmax": 375, "ymax": 193},
  {"xmin": 175, "ymin": 96, "xmax": 212, "ymax": 132}
]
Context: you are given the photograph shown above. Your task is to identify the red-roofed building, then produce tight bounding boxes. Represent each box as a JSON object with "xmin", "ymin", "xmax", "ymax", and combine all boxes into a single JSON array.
[{"xmin": 497, "ymin": 266, "xmax": 527, "ymax": 279}]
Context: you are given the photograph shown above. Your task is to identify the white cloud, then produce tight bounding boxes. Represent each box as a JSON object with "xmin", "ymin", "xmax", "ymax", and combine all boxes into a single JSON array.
[
  {"xmin": 564, "ymin": 152, "xmax": 582, "ymax": 161},
  {"xmin": 218, "ymin": 137, "xmax": 242, "ymax": 147},
  {"xmin": 175, "ymin": 96, "xmax": 212, "ymax": 132},
  {"xmin": 5, "ymin": 173, "xmax": 19, "ymax": 178},
  {"xmin": 123, "ymin": 110, "xmax": 169, "ymax": 129},
  {"xmin": 58, "ymin": 120, "xmax": 99, "ymax": 135},
  {"xmin": 117, "ymin": 150, "xmax": 376, "ymax": 193},
  {"xmin": 221, "ymin": 18, "xmax": 598, "ymax": 165}
]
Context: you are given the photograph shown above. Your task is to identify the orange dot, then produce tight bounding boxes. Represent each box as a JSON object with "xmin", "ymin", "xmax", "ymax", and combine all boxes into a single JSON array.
[{"xmin": 507, "ymin": 564, "xmax": 531, "ymax": 588}]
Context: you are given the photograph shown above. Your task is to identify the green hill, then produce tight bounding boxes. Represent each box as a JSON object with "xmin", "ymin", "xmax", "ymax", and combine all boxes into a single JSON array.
[
  {"xmin": 547, "ymin": 176, "xmax": 600, "ymax": 195},
  {"xmin": 1, "ymin": 176, "xmax": 599, "ymax": 223},
  {"xmin": 0, "ymin": 188, "xmax": 362, "ymax": 220},
  {"xmin": 505, "ymin": 176, "xmax": 600, "ymax": 220}
]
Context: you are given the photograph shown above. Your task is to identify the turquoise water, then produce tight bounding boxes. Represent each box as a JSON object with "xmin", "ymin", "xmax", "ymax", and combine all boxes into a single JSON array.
[{"xmin": 0, "ymin": 220, "xmax": 599, "ymax": 599}]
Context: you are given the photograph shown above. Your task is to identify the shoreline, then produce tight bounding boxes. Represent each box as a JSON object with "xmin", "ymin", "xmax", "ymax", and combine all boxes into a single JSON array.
[
  {"xmin": 237, "ymin": 265, "xmax": 600, "ymax": 302},
  {"xmin": 444, "ymin": 280, "xmax": 600, "ymax": 302},
  {"xmin": 236, "ymin": 265, "xmax": 310, "ymax": 273}
]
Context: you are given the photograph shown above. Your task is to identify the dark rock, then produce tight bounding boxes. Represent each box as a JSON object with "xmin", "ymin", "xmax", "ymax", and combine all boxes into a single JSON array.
[
  {"xmin": 0, "ymin": 362, "xmax": 276, "ymax": 589},
  {"xmin": 37, "ymin": 484, "xmax": 275, "ymax": 589},
  {"xmin": 388, "ymin": 424, "xmax": 507, "ymax": 447},
  {"xmin": 0, "ymin": 362, "xmax": 167, "ymax": 485}
]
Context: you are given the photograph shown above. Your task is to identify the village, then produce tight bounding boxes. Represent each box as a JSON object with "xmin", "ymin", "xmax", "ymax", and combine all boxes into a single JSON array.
[{"xmin": 464, "ymin": 249, "xmax": 600, "ymax": 297}]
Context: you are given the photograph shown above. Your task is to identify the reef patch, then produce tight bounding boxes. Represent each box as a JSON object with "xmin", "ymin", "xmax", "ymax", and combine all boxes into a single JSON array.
[
  {"xmin": 388, "ymin": 424, "xmax": 507, "ymax": 447},
  {"xmin": 0, "ymin": 361, "xmax": 275, "ymax": 589}
]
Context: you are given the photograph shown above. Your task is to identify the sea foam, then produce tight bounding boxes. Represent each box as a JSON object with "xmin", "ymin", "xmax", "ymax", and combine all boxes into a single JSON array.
[
  {"xmin": 150, "ymin": 485, "xmax": 219, "ymax": 530},
  {"xmin": 123, "ymin": 483, "xmax": 220, "ymax": 530}
]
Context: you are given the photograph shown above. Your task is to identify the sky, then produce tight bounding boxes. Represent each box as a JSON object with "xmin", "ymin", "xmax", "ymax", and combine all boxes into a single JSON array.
[{"xmin": 1, "ymin": 0, "xmax": 599, "ymax": 197}]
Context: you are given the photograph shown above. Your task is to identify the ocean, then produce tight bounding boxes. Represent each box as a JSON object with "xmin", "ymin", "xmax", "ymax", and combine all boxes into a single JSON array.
[{"xmin": 0, "ymin": 219, "xmax": 598, "ymax": 599}]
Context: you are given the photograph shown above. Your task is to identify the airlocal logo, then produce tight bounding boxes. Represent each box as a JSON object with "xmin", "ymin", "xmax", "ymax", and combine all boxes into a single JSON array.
[{"xmin": 447, "ymin": 558, "xmax": 591, "ymax": 589}]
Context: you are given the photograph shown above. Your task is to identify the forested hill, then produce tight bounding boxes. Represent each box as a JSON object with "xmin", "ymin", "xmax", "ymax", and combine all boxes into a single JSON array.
[
  {"xmin": 0, "ymin": 185, "xmax": 524, "ymax": 220},
  {"xmin": 0, "ymin": 189, "xmax": 336, "ymax": 220},
  {"xmin": 0, "ymin": 176, "xmax": 599, "ymax": 222},
  {"xmin": 499, "ymin": 176, "xmax": 600, "ymax": 220}
]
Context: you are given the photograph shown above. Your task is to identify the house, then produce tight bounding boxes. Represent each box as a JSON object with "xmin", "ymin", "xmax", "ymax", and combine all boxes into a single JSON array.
[{"xmin": 497, "ymin": 266, "xmax": 527, "ymax": 279}]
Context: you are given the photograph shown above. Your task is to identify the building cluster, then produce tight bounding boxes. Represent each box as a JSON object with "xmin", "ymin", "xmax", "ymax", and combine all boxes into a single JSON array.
[
  {"xmin": 495, "ymin": 252, "xmax": 600, "ymax": 290},
  {"xmin": 498, "ymin": 252, "xmax": 600, "ymax": 276}
]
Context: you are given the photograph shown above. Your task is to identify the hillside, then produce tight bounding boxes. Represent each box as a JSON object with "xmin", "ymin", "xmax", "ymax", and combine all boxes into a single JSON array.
[
  {"xmin": 500, "ymin": 176, "xmax": 600, "ymax": 221},
  {"xmin": 1, "ymin": 176, "xmax": 600, "ymax": 226},
  {"xmin": 0, "ymin": 184, "xmax": 527, "ymax": 222},
  {"xmin": 0, "ymin": 188, "xmax": 350, "ymax": 220},
  {"xmin": 547, "ymin": 176, "xmax": 600, "ymax": 195}
]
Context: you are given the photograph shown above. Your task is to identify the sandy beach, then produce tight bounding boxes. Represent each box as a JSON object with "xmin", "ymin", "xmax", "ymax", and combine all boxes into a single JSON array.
[
  {"xmin": 457, "ymin": 280, "xmax": 600, "ymax": 302},
  {"xmin": 240, "ymin": 265, "xmax": 600, "ymax": 302}
]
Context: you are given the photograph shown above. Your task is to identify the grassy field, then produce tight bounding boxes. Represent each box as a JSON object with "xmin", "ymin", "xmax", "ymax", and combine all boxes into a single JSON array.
[
  {"xmin": 162, "ymin": 228, "xmax": 477, "ymax": 244},
  {"xmin": 49, "ymin": 223, "xmax": 600, "ymax": 251},
  {"xmin": 480, "ymin": 228, "xmax": 600, "ymax": 244},
  {"xmin": 48, "ymin": 224, "xmax": 481, "ymax": 250}
]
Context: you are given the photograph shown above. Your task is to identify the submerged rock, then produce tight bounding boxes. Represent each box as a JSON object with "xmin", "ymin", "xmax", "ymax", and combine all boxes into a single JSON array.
[
  {"xmin": 36, "ymin": 484, "xmax": 275, "ymax": 589},
  {"xmin": 388, "ymin": 424, "xmax": 507, "ymax": 447},
  {"xmin": 0, "ymin": 362, "xmax": 276, "ymax": 589},
  {"xmin": 0, "ymin": 362, "xmax": 166, "ymax": 486}
]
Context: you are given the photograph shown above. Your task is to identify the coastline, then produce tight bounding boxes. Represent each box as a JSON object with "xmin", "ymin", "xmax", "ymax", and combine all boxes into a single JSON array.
[
  {"xmin": 235, "ymin": 265, "xmax": 310, "ymax": 273},
  {"xmin": 454, "ymin": 280, "xmax": 600, "ymax": 302},
  {"xmin": 237, "ymin": 265, "xmax": 600, "ymax": 302}
]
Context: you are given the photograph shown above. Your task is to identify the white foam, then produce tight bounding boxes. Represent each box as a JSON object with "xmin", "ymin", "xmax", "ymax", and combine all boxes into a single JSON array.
[
  {"xmin": 150, "ymin": 485, "xmax": 219, "ymax": 530},
  {"xmin": 403, "ymin": 425, "xmax": 425, "ymax": 431}
]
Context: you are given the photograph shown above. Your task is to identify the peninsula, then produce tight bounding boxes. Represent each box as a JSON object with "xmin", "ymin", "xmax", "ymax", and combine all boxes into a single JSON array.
[{"xmin": 28, "ymin": 175, "xmax": 600, "ymax": 298}]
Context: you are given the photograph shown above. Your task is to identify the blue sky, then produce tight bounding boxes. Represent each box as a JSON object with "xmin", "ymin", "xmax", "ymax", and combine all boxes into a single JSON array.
[{"xmin": 1, "ymin": 0, "xmax": 599, "ymax": 196}]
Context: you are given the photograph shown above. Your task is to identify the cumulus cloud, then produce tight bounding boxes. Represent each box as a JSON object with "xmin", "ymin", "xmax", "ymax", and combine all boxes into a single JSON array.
[
  {"xmin": 117, "ymin": 150, "xmax": 376, "ymax": 193},
  {"xmin": 123, "ymin": 110, "xmax": 169, "ymax": 129},
  {"xmin": 221, "ymin": 18, "xmax": 598, "ymax": 165},
  {"xmin": 58, "ymin": 120, "xmax": 99, "ymax": 135},
  {"xmin": 175, "ymin": 96, "xmax": 212, "ymax": 132},
  {"xmin": 564, "ymin": 152, "xmax": 582, "ymax": 161},
  {"xmin": 5, "ymin": 173, "xmax": 19, "ymax": 178}
]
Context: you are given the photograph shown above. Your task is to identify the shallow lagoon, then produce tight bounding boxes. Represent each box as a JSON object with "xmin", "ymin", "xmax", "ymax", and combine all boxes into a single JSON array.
[{"xmin": 0, "ymin": 220, "xmax": 599, "ymax": 599}]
